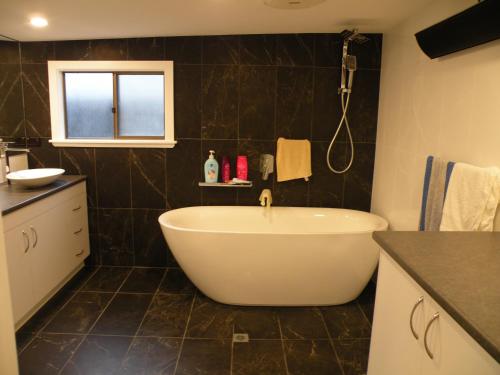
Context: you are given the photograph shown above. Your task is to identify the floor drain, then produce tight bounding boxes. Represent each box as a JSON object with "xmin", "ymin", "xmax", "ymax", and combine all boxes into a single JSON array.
[{"xmin": 233, "ymin": 333, "xmax": 249, "ymax": 343}]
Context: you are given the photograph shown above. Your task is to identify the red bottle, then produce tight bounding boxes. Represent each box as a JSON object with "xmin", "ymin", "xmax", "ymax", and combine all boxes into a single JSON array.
[
  {"xmin": 236, "ymin": 156, "xmax": 248, "ymax": 180},
  {"xmin": 222, "ymin": 156, "xmax": 231, "ymax": 183}
]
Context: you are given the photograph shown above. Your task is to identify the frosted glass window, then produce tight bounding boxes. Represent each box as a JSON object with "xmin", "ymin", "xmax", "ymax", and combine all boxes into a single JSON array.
[
  {"xmin": 117, "ymin": 74, "xmax": 164, "ymax": 137},
  {"xmin": 64, "ymin": 73, "xmax": 114, "ymax": 138}
]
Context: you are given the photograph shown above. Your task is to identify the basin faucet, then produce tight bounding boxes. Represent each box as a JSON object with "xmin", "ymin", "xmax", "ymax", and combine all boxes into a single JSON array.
[{"xmin": 259, "ymin": 189, "xmax": 272, "ymax": 208}]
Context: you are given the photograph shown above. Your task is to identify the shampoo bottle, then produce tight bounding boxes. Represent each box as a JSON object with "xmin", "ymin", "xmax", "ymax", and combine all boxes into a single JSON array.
[
  {"xmin": 222, "ymin": 156, "xmax": 231, "ymax": 183},
  {"xmin": 204, "ymin": 150, "xmax": 219, "ymax": 183}
]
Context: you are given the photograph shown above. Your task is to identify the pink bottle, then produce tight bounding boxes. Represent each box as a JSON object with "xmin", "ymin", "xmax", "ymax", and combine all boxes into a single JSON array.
[
  {"xmin": 236, "ymin": 156, "xmax": 248, "ymax": 180},
  {"xmin": 222, "ymin": 156, "xmax": 231, "ymax": 183}
]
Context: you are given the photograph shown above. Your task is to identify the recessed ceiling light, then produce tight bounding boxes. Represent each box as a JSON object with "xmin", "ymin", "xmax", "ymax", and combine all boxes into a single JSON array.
[
  {"xmin": 264, "ymin": 0, "xmax": 326, "ymax": 9},
  {"xmin": 30, "ymin": 17, "xmax": 48, "ymax": 28}
]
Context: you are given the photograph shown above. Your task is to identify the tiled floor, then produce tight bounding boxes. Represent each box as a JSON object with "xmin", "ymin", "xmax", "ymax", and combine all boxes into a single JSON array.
[{"xmin": 16, "ymin": 266, "xmax": 376, "ymax": 375}]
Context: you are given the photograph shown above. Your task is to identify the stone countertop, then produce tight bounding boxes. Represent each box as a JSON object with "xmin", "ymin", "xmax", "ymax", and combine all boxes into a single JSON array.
[
  {"xmin": 373, "ymin": 231, "xmax": 500, "ymax": 363},
  {"xmin": 0, "ymin": 175, "xmax": 86, "ymax": 215}
]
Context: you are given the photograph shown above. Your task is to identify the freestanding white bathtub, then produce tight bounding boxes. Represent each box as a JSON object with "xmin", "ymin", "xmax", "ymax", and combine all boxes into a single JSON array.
[{"xmin": 159, "ymin": 206, "xmax": 388, "ymax": 306}]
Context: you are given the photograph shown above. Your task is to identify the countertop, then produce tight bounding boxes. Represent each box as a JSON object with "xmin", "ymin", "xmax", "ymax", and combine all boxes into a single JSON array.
[
  {"xmin": 0, "ymin": 175, "xmax": 86, "ymax": 215},
  {"xmin": 373, "ymin": 231, "xmax": 500, "ymax": 363}
]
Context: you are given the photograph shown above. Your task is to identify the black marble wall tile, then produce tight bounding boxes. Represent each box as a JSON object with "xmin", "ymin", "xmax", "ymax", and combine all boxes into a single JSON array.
[
  {"xmin": 98, "ymin": 209, "xmax": 134, "ymax": 266},
  {"xmin": 203, "ymin": 35, "xmax": 240, "ymax": 65},
  {"xmin": 28, "ymin": 138, "xmax": 61, "ymax": 168},
  {"xmin": 237, "ymin": 140, "xmax": 274, "ymax": 205},
  {"xmin": 240, "ymin": 35, "xmax": 276, "ymax": 65},
  {"xmin": 314, "ymin": 34, "xmax": 342, "ymax": 67},
  {"xmin": 276, "ymin": 34, "xmax": 314, "ymax": 66},
  {"xmin": 239, "ymin": 66, "xmax": 276, "ymax": 140},
  {"xmin": 273, "ymin": 177, "xmax": 309, "ymax": 207},
  {"xmin": 309, "ymin": 141, "xmax": 345, "ymax": 207},
  {"xmin": 343, "ymin": 143, "xmax": 376, "ymax": 212},
  {"xmin": 61, "ymin": 148, "xmax": 97, "ymax": 207},
  {"xmin": 130, "ymin": 148, "xmax": 166, "ymax": 209},
  {"xmin": 0, "ymin": 41, "xmax": 20, "ymax": 63},
  {"xmin": 348, "ymin": 69, "xmax": 380, "ymax": 143},
  {"xmin": 312, "ymin": 67, "xmax": 342, "ymax": 141},
  {"xmin": 96, "ymin": 148, "xmax": 131, "ymax": 208},
  {"xmin": 174, "ymin": 64, "xmax": 201, "ymax": 138},
  {"xmin": 127, "ymin": 37, "xmax": 164, "ymax": 60},
  {"xmin": 164, "ymin": 36, "xmax": 202, "ymax": 64},
  {"xmin": 54, "ymin": 40, "xmax": 91, "ymax": 60},
  {"xmin": 90, "ymin": 39, "xmax": 127, "ymax": 60},
  {"xmin": 22, "ymin": 63, "xmax": 51, "ymax": 137},
  {"xmin": 166, "ymin": 139, "xmax": 201, "ymax": 209},
  {"xmin": 21, "ymin": 42, "xmax": 55, "ymax": 63},
  {"xmin": 133, "ymin": 209, "xmax": 175, "ymax": 267},
  {"xmin": 201, "ymin": 65, "xmax": 239, "ymax": 139},
  {"xmin": 276, "ymin": 67, "xmax": 313, "ymax": 139},
  {"xmin": 0, "ymin": 64, "xmax": 24, "ymax": 137},
  {"xmin": 351, "ymin": 34, "xmax": 383, "ymax": 70}
]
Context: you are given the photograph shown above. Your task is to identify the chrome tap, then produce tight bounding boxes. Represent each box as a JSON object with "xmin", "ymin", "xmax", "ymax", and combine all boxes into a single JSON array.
[{"xmin": 259, "ymin": 189, "xmax": 272, "ymax": 208}]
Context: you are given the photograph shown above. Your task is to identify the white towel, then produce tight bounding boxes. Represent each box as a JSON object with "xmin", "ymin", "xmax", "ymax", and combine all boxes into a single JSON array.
[{"xmin": 440, "ymin": 163, "xmax": 500, "ymax": 231}]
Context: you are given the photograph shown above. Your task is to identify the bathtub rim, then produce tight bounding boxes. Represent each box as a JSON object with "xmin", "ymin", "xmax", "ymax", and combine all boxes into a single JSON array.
[{"xmin": 158, "ymin": 206, "xmax": 389, "ymax": 236}]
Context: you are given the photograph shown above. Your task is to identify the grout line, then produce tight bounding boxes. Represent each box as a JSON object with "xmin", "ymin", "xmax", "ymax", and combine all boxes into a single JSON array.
[
  {"xmin": 57, "ymin": 267, "xmax": 134, "ymax": 374},
  {"xmin": 17, "ymin": 265, "xmax": 101, "ymax": 354},
  {"xmin": 357, "ymin": 299, "xmax": 373, "ymax": 328},
  {"xmin": 172, "ymin": 290, "xmax": 197, "ymax": 375},
  {"xmin": 276, "ymin": 313, "xmax": 290, "ymax": 375},
  {"xmin": 318, "ymin": 308, "xmax": 346, "ymax": 375}
]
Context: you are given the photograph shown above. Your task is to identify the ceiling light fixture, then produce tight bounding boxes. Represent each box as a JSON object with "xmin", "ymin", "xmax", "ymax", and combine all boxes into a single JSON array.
[
  {"xmin": 30, "ymin": 17, "xmax": 48, "ymax": 28},
  {"xmin": 264, "ymin": 0, "xmax": 326, "ymax": 9}
]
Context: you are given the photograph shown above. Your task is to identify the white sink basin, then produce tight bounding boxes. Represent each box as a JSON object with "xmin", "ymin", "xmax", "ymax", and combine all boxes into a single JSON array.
[{"xmin": 7, "ymin": 168, "xmax": 65, "ymax": 188}]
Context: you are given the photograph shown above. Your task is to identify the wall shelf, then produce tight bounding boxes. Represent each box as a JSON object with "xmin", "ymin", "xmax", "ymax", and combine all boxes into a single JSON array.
[{"xmin": 198, "ymin": 182, "xmax": 253, "ymax": 188}]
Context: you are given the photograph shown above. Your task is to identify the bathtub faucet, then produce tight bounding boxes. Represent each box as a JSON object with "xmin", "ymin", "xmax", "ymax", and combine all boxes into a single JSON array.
[{"xmin": 259, "ymin": 189, "xmax": 272, "ymax": 208}]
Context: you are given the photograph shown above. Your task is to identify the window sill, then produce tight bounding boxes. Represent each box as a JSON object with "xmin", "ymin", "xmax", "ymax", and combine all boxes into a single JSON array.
[{"xmin": 49, "ymin": 139, "xmax": 177, "ymax": 148}]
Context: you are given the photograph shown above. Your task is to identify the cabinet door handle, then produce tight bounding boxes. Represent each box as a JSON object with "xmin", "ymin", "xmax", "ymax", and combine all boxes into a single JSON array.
[
  {"xmin": 72, "ymin": 205, "xmax": 82, "ymax": 212},
  {"xmin": 73, "ymin": 227, "xmax": 83, "ymax": 235},
  {"xmin": 75, "ymin": 249, "xmax": 84, "ymax": 257},
  {"xmin": 409, "ymin": 296, "xmax": 424, "ymax": 339},
  {"xmin": 424, "ymin": 312, "xmax": 440, "ymax": 359},
  {"xmin": 22, "ymin": 231, "xmax": 30, "ymax": 253},
  {"xmin": 30, "ymin": 226, "xmax": 38, "ymax": 247}
]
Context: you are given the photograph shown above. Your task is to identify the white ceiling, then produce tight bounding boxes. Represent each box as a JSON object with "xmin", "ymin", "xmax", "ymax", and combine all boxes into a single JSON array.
[{"xmin": 1, "ymin": 0, "xmax": 434, "ymax": 42}]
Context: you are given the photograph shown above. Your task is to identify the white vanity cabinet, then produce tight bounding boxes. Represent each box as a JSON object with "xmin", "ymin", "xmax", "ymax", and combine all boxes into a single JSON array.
[
  {"xmin": 3, "ymin": 182, "xmax": 90, "ymax": 327},
  {"xmin": 368, "ymin": 251, "xmax": 499, "ymax": 375}
]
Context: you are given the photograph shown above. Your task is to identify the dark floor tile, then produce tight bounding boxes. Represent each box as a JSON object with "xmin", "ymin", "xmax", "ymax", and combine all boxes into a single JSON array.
[
  {"xmin": 176, "ymin": 338, "xmax": 231, "ymax": 375},
  {"xmin": 279, "ymin": 307, "xmax": 329, "ymax": 339},
  {"xmin": 138, "ymin": 294, "xmax": 194, "ymax": 337},
  {"xmin": 82, "ymin": 267, "xmax": 131, "ymax": 292},
  {"xmin": 187, "ymin": 294, "xmax": 280, "ymax": 339},
  {"xmin": 65, "ymin": 266, "xmax": 99, "ymax": 292},
  {"xmin": 16, "ymin": 328, "xmax": 36, "ymax": 352},
  {"xmin": 43, "ymin": 292, "xmax": 113, "ymax": 334},
  {"xmin": 61, "ymin": 335, "xmax": 132, "ymax": 375},
  {"xmin": 233, "ymin": 340, "xmax": 287, "ymax": 375},
  {"xmin": 285, "ymin": 340, "xmax": 343, "ymax": 375},
  {"xmin": 121, "ymin": 337, "xmax": 181, "ymax": 375},
  {"xmin": 19, "ymin": 333, "xmax": 83, "ymax": 375},
  {"xmin": 120, "ymin": 267, "xmax": 165, "ymax": 293},
  {"xmin": 91, "ymin": 293, "xmax": 153, "ymax": 335},
  {"xmin": 357, "ymin": 281, "xmax": 376, "ymax": 324},
  {"xmin": 158, "ymin": 268, "xmax": 195, "ymax": 294},
  {"xmin": 321, "ymin": 303, "xmax": 372, "ymax": 339},
  {"xmin": 334, "ymin": 339, "xmax": 370, "ymax": 375}
]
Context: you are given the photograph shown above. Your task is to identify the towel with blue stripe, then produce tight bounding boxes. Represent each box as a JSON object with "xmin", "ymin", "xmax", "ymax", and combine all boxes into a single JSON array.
[{"xmin": 419, "ymin": 156, "xmax": 455, "ymax": 231}]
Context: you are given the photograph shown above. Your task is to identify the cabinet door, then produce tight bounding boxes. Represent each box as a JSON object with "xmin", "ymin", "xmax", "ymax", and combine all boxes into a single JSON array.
[
  {"xmin": 421, "ymin": 298, "xmax": 499, "ymax": 375},
  {"xmin": 368, "ymin": 252, "xmax": 424, "ymax": 375},
  {"xmin": 4, "ymin": 226, "xmax": 35, "ymax": 323}
]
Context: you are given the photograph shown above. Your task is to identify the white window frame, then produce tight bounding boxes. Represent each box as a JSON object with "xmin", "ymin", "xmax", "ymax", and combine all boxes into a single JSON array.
[{"xmin": 47, "ymin": 60, "xmax": 176, "ymax": 148}]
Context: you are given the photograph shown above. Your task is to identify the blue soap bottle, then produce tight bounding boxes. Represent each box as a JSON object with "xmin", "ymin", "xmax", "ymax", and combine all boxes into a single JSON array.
[{"xmin": 204, "ymin": 150, "xmax": 219, "ymax": 183}]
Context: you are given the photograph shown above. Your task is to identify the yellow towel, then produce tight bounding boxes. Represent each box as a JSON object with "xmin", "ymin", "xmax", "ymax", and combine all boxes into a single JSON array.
[{"xmin": 276, "ymin": 137, "xmax": 312, "ymax": 182}]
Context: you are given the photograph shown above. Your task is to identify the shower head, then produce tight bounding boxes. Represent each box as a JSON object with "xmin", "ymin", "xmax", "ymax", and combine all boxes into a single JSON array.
[{"xmin": 340, "ymin": 29, "xmax": 369, "ymax": 44}]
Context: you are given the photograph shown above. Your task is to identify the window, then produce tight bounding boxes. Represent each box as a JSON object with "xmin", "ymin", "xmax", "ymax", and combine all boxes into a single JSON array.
[{"xmin": 48, "ymin": 61, "xmax": 175, "ymax": 148}]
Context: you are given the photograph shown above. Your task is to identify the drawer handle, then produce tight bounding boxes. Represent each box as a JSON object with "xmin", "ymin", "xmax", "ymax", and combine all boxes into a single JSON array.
[
  {"xmin": 73, "ymin": 227, "xmax": 83, "ymax": 235},
  {"xmin": 424, "ymin": 312, "xmax": 440, "ymax": 359},
  {"xmin": 22, "ymin": 231, "xmax": 30, "ymax": 253},
  {"xmin": 30, "ymin": 226, "xmax": 38, "ymax": 247},
  {"xmin": 72, "ymin": 205, "xmax": 82, "ymax": 212},
  {"xmin": 75, "ymin": 249, "xmax": 84, "ymax": 257},
  {"xmin": 409, "ymin": 296, "xmax": 424, "ymax": 339}
]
